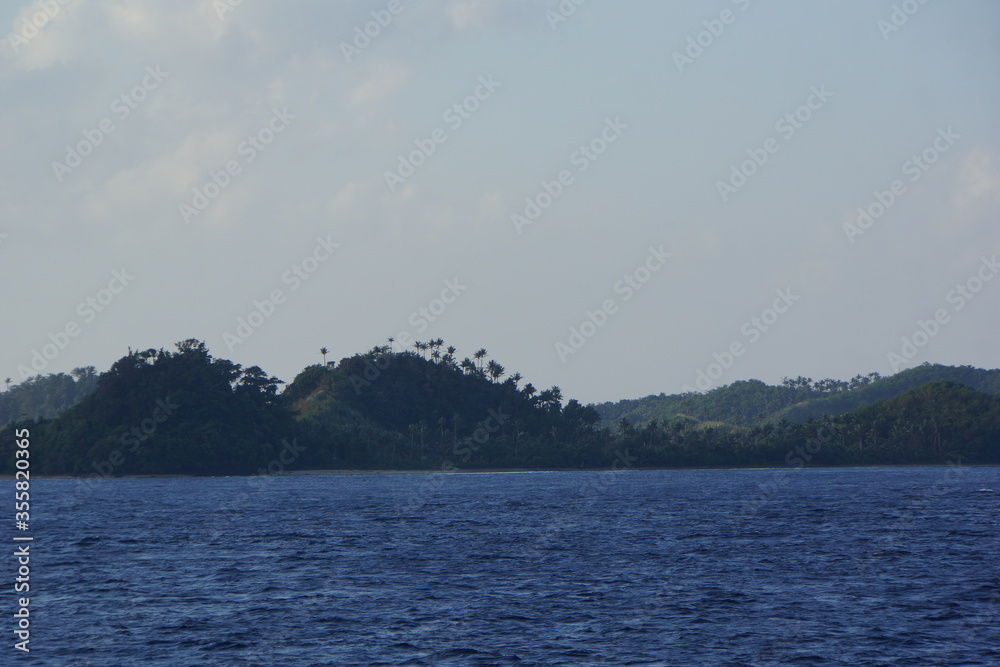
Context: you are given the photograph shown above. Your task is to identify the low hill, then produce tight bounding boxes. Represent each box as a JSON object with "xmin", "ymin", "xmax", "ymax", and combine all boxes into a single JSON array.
[
  {"xmin": 828, "ymin": 380, "xmax": 1000, "ymax": 464},
  {"xmin": 0, "ymin": 340, "xmax": 607, "ymax": 475},
  {"xmin": 1, "ymin": 340, "xmax": 291, "ymax": 476},
  {"xmin": 774, "ymin": 364, "xmax": 1000, "ymax": 423},
  {"xmin": 595, "ymin": 364, "xmax": 1000, "ymax": 428},
  {"xmin": 611, "ymin": 381, "xmax": 1000, "ymax": 468},
  {"xmin": 283, "ymin": 345, "xmax": 604, "ymax": 469},
  {"xmin": 594, "ymin": 379, "xmax": 809, "ymax": 427}
]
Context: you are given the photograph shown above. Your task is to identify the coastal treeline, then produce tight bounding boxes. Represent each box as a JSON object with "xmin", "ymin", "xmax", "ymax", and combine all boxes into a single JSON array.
[{"xmin": 2, "ymin": 339, "xmax": 999, "ymax": 476}]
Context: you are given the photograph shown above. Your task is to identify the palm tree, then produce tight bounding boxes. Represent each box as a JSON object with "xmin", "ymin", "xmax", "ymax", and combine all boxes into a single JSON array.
[
  {"xmin": 460, "ymin": 358, "xmax": 476, "ymax": 375},
  {"xmin": 474, "ymin": 348, "xmax": 487, "ymax": 372},
  {"xmin": 387, "ymin": 337, "xmax": 395, "ymax": 353},
  {"xmin": 320, "ymin": 347, "xmax": 329, "ymax": 365},
  {"xmin": 4, "ymin": 377, "xmax": 10, "ymax": 392},
  {"xmin": 537, "ymin": 386, "xmax": 562, "ymax": 411},
  {"xmin": 510, "ymin": 372, "xmax": 522, "ymax": 388},
  {"xmin": 487, "ymin": 360, "xmax": 505, "ymax": 383}
]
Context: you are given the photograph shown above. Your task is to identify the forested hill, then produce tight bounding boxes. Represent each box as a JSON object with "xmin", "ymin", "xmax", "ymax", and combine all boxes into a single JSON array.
[
  {"xmin": 284, "ymin": 344, "xmax": 602, "ymax": 470},
  {"xmin": 0, "ymin": 340, "xmax": 603, "ymax": 475},
  {"xmin": 2, "ymin": 343, "xmax": 999, "ymax": 476},
  {"xmin": 3, "ymin": 340, "xmax": 292, "ymax": 476},
  {"xmin": 595, "ymin": 364, "xmax": 1000, "ymax": 428}
]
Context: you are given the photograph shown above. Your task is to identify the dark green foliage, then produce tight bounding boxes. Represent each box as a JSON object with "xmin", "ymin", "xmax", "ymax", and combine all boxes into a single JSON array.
[
  {"xmin": 595, "ymin": 379, "xmax": 810, "ymax": 427},
  {"xmin": 2, "ymin": 342, "xmax": 998, "ymax": 477},
  {"xmin": 606, "ymin": 381, "xmax": 1000, "ymax": 468},
  {"xmin": 0, "ymin": 340, "xmax": 291, "ymax": 476},
  {"xmin": 284, "ymin": 347, "xmax": 603, "ymax": 470},
  {"xmin": 597, "ymin": 364, "xmax": 1000, "ymax": 427},
  {"xmin": 774, "ymin": 364, "xmax": 1000, "ymax": 423},
  {"xmin": 0, "ymin": 367, "xmax": 99, "ymax": 428},
  {"xmin": 830, "ymin": 381, "xmax": 1000, "ymax": 464}
]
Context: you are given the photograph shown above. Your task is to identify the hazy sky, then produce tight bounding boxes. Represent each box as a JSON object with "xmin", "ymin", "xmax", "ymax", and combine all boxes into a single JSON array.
[{"xmin": 2, "ymin": 0, "xmax": 998, "ymax": 404}]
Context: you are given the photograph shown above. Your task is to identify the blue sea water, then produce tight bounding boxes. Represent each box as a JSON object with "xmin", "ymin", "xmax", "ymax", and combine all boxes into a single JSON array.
[{"xmin": 5, "ymin": 466, "xmax": 1000, "ymax": 665}]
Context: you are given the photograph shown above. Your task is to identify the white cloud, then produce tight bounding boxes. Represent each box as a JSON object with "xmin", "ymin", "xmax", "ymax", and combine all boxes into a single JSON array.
[
  {"xmin": 4, "ymin": 0, "xmax": 87, "ymax": 72},
  {"xmin": 446, "ymin": 0, "xmax": 500, "ymax": 32},
  {"xmin": 951, "ymin": 148, "xmax": 1000, "ymax": 219},
  {"xmin": 349, "ymin": 60, "xmax": 410, "ymax": 107}
]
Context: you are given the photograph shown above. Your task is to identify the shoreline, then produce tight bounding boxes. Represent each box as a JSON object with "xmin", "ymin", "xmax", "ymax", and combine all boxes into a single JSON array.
[{"xmin": 5, "ymin": 462, "xmax": 997, "ymax": 481}]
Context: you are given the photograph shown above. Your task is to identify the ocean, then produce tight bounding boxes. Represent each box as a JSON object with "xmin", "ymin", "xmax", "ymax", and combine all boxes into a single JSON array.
[{"xmin": 8, "ymin": 466, "xmax": 1000, "ymax": 665}]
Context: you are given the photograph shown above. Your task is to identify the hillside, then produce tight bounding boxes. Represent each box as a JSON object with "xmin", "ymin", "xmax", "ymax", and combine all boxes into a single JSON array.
[
  {"xmin": 1, "ymin": 341, "xmax": 291, "ymax": 476},
  {"xmin": 774, "ymin": 364, "xmax": 1000, "ymax": 422},
  {"xmin": 611, "ymin": 380, "xmax": 1000, "ymax": 468},
  {"xmin": 285, "ymin": 344, "xmax": 604, "ymax": 469},
  {"xmin": 596, "ymin": 364, "xmax": 1000, "ymax": 428},
  {"xmin": 830, "ymin": 381, "xmax": 1000, "ymax": 463},
  {"xmin": 0, "ymin": 340, "xmax": 606, "ymax": 475},
  {"xmin": 3, "ymin": 344, "xmax": 999, "ymax": 476}
]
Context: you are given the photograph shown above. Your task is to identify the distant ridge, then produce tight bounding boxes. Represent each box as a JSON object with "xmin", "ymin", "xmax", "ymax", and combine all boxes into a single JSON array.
[{"xmin": 595, "ymin": 364, "xmax": 1000, "ymax": 427}]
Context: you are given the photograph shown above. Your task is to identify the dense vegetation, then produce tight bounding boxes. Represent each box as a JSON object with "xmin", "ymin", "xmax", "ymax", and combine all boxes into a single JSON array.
[
  {"xmin": 2, "ymin": 340, "xmax": 291, "ymax": 476},
  {"xmin": 286, "ymin": 342, "xmax": 603, "ymax": 470},
  {"xmin": 596, "ymin": 365, "xmax": 1000, "ymax": 427},
  {"xmin": 2, "ymin": 340, "xmax": 998, "ymax": 476},
  {"xmin": 613, "ymin": 382, "xmax": 1000, "ymax": 468},
  {"xmin": 0, "ymin": 368, "xmax": 98, "ymax": 429}
]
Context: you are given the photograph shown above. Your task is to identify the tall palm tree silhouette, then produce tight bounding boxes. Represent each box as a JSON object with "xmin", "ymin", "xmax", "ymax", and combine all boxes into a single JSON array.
[
  {"xmin": 320, "ymin": 347, "xmax": 329, "ymax": 365},
  {"xmin": 487, "ymin": 360, "xmax": 505, "ymax": 383}
]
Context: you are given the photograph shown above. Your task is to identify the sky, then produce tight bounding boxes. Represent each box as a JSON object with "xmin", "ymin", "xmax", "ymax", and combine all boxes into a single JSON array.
[{"xmin": 1, "ymin": 0, "xmax": 998, "ymax": 405}]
